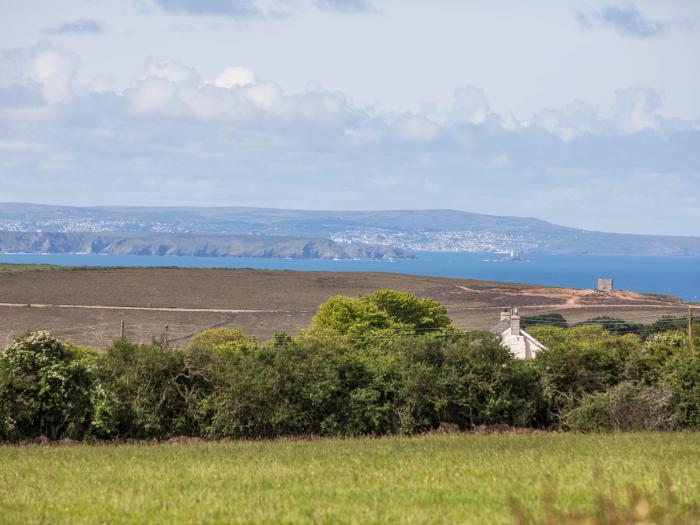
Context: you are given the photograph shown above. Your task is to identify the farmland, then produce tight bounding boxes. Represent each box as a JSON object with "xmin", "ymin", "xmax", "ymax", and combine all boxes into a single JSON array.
[
  {"xmin": 1, "ymin": 433, "xmax": 699, "ymax": 524},
  {"xmin": 0, "ymin": 265, "xmax": 689, "ymax": 348}
]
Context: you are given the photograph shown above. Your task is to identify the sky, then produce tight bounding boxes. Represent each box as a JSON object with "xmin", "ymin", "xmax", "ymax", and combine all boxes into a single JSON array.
[{"xmin": 0, "ymin": 0, "xmax": 699, "ymax": 235}]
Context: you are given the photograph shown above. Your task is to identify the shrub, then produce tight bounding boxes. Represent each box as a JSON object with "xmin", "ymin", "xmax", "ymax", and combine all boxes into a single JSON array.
[
  {"xmin": 606, "ymin": 382, "xmax": 677, "ymax": 431},
  {"xmin": 563, "ymin": 393, "xmax": 612, "ymax": 433},
  {"xmin": 187, "ymin": 327, "xmax": 253, "ymax": 353},
  {"xmin": 662, "ymin": 346, "xmax": 700, "ymax": 428},
  {"xmin": 0, "ymin": 331, "xmax": 94, "ymax": 441},
  {"xmin": 563, "ymin": 382, "xmax": 677, "ymax": 433},
  {"xmin": 91, "ymin": 339, "xmax": 211, "ymax": 439},
  {"xmin": 530, "ymin": 325, "xmax": 640, "ymax": 424}
]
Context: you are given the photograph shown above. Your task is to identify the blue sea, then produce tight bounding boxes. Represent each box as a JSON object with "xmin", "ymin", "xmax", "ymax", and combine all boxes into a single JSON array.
[{"xmin": 0, "ymin": 252, "xmax": 698, "ymax": 301}]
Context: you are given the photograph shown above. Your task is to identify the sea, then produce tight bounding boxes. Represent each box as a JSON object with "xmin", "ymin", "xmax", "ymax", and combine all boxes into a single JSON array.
[{"xmin": 0, "ymin": 252, "xmax": 698, "ymax": 302}]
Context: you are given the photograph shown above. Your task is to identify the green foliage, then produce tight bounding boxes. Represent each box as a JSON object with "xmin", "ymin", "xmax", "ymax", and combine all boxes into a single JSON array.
[
  {"xmin": 0, "ymin": 291, "xmax": 697, "ymax": 442},
  {"xmin": 530, "ymin": 324, "xmax": 638, "ymax": 421},
  {"xmin": 563, "ymin": 393, "xmax": 613, "ymax": 432},
  {"xmin": 575, "ymin": 316, "xmax": 643, "ymax": 336},
  {"xmin": 662, "ymin": 346, "xmax": 700, "ymax": 428},
  {"xmin": 310, "ymin": 290, "xmax": 453, "ymax": 338},
  {"xmin": 645, "ymin": 315, "xmax": 694, "ymax": 337},
  {"xmin": 91, "ymin": 339, "xmax": 210, "ymax": 439},
  {"xmin": 564, "ymin": 382, "xmax": 677, "ymax": 433},
  {"xmin": 390, "ymin": 333, "xmax": 544, "ymax": 433},
  {"xmin": 0, "ymin": 331, "xmax": 94, "ymax": 441},
  {"xmin": 363, "ymin": 290, "xmax": 452, "ymax": 333},
  {"xmin": 186, "ymin": 327, "xmax": 253, "ymax": 353},
  {"xmin": 520, "ymin": 313, "xmax": 568, "ymax": 330}
]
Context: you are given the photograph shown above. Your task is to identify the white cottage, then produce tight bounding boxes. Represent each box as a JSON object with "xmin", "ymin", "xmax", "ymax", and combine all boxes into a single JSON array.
[{"xmin": 490, "ymin": 307, "xmax": 547, "ymax": 359}]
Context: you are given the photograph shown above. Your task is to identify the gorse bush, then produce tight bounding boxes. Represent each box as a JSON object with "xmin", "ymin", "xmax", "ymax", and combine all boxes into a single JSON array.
[{"xmin": 0, "ymin": 291, "xmax": 698, "ymax": 441}]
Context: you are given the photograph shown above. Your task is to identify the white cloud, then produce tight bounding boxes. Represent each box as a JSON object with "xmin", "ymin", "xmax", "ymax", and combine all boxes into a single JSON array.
[
  {"xmin": 611, "ymin": 87, "xmax": 664, "ymax": 134},
  {"xmin": 0, "ymin": 41, "xmax": 698, "ymax": 235},
  {"xmin": 88, "ymin": 75, "xmax": 114, "ymax": 94},
  {"xmin": 143, "ymin": 58, "xmax": 199, "ymax": 83},
  {"xmin": 213, "ymin": 67, "xmax": 255, "ymax": 88},
  {"xmin": 451, "ymin": 85, "xmax": 490, "ymax": 124},
  {"xmin": 393, "ymin": 115, "xmax": 439, "ymax": 142},
  {"xmin": 0, "ymin": 41, "xmax": 81, "ymax": 105}
]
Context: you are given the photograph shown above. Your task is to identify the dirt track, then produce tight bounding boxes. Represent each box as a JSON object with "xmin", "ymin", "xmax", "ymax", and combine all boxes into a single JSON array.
[{"xmin": 0, "ymin": 267, "xmax": 689, "ymax": 348}]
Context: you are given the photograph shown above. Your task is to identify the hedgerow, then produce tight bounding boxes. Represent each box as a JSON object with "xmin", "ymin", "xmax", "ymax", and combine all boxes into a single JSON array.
[{"xmin": 0, "ymin": 290, "xmax": 698, "ymax": 441}]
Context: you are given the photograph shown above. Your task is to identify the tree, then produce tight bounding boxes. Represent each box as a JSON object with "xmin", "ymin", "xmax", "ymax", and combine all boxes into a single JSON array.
[{"xmin": 310, "ymin": 290, "xmax": 453, "ymax": 338}]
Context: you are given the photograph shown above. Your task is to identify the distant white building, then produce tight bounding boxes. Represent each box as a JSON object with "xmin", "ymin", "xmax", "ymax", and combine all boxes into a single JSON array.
[{"xmin": 490, "ymin": 307, "xmax": 547, "ymax": 359}]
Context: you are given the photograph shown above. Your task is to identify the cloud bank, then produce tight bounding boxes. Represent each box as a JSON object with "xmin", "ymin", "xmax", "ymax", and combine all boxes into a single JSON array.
[{"xmin": 0, "ymin": 41, "xmax": 698, "ymax": 235}]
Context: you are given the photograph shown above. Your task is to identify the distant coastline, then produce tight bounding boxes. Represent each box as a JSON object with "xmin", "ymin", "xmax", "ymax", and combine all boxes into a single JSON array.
[
  {"xmin": 1, "ymin": 204, "xmax": 699, "ymax": 257},
  {"xmin": 0, "ymin": 231, "xmax": 411, "ymax": 261}
]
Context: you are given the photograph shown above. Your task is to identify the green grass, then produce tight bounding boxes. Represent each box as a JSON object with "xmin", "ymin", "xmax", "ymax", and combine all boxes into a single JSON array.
[
  {"xmin": 0, "ymin": 263, "xmax": 181, "ymax": 274},
  {"xmin": 1, "ymin": 433, "xmax": 699, "ymax": 524},
  {"xmin": 0, "ymin": 263, "xmax": 66, "ymax": 274}
]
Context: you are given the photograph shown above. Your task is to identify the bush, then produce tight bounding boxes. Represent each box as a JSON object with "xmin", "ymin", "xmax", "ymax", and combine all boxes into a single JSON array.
[
  {"xmin": 91, "ymin": 339, "xmax": 211, "ymax": 439},
  {"xmin": 563, "ymin": 393, "xmax": 612, "ymax": 432},
  {"xmin": 606, "ymin": 382, "xmax": 677, "ymax": 431},
  {"xmin": 187, "ymin": 327, "xmax": 254, "ymax": 353},
  {"xmin": 0, "ymin": 331, "xmax": 94, "ymax": 441},
  {"xmin": 662, "ymin": 346, "xmax": 700, "ymax": 428},
  {"xmin": 563, "ymin": 381, "xmax": 678, "ymax": 433},
  {"xmin": 206, "ymin": 334, "xmax": 380, "ymax": 438},
  {"xmin": 0, "ymin": 291, "xmax": 696, "ymax": 442},
  {"xmin": 530, "ymin": 325, "xmax": 640, "ymax": 424}
]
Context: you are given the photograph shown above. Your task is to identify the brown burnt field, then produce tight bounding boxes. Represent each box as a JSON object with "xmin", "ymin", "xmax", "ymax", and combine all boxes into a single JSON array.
[{"xmin": 0, "ymin": 265, "xmax": 688, "ymax": 348}]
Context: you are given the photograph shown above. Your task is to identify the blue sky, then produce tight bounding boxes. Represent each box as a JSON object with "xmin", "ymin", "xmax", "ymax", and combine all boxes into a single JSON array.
[{"xmin": 0, "ymin": 0, "xmax": 699, "ymax": 235}]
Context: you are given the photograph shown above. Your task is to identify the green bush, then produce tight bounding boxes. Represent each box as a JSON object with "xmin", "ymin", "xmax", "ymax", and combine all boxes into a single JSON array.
[
  {"xmin": 530, "ymin": 324, "xmax": 640, "ymax": 424},
  {"xmin": 187, "ymin": 327, "xmax": 254, "ymax": 353},
  {"xmin": 662, "ymin": 346, "xmax": 700, "ymax": 428},
  {"xmin": 0, "ymin": 291, "xmax": 696, "ymax": 442},
  {"xmin": 0, "ymin": 331, "xmax": 94, "ymax": 441},
  {"xmin": 563, "ymin": 393, "xmax": 612, "ymax": 433},
  {"xmin": 91, "ymin": 339, "xmax": 211, "ymax": 439}
]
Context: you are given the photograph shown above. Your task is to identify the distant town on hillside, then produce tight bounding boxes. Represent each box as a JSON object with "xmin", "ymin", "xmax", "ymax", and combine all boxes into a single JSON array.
[{"xmin": 0, "ymin": 203, "xmax": 699, "ymax": 258}]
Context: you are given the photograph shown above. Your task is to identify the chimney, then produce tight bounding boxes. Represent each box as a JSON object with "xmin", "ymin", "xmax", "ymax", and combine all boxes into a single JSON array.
[
  {"xmin": 500, "ymin": 308, "xmax": 510, "ymax": 322},
  {"xmin": 510, "ymin": 307, "xmax": 520, "ymax": 335}
]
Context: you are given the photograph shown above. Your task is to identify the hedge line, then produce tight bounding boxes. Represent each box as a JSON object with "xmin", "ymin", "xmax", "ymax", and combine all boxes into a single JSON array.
[{"xmin": 1, "ymin": 291, "xmax": 698, "ymax": 441}]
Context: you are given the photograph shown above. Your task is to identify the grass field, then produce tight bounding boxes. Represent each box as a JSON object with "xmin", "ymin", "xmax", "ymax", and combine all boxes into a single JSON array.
[{"xmin": 1, "ymin": 433, "xmax": 699, "ymax": 524}]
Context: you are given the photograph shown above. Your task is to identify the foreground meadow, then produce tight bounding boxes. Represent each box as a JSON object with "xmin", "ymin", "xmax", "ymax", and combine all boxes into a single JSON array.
[{"xmin": 1, "ymin": 433, "xmax": 699, "ymax": 524}]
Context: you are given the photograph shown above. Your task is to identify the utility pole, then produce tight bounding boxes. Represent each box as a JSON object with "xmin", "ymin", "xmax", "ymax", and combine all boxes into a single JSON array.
[
  {"xmin": 690, "ymin": 307, "xmax": 694, "ymax": 350},
  {"xmin": 120, "ymin": 320, "xmax": 125, "ymax": 339},
  {"xmin": 164, "ymin": 324, "xmax": 169, "ymax": 349}
]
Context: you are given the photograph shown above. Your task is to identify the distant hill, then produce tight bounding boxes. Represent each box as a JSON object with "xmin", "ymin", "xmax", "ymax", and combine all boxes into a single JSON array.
[
  {"xmin": 0, "ymin": 203, "xmax": 699, "ymax": 256},
  {"xmin": 0, "ymin": 231, "xmax": 409, "ymax": 260}
]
